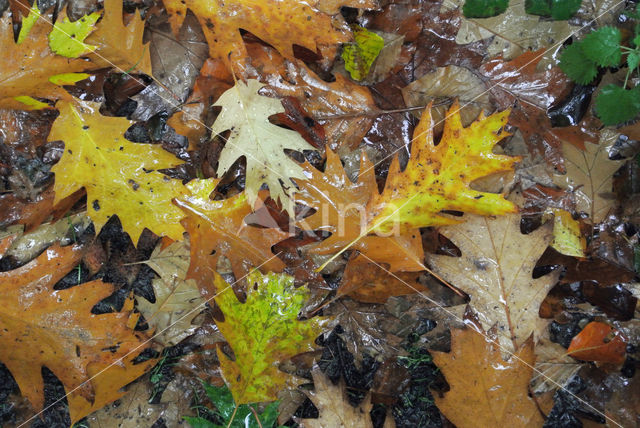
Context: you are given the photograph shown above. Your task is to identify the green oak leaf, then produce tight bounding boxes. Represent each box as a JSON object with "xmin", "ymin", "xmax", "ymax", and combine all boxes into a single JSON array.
[
  {"xmin": 342, "ymin": 26, "xmax": 384, "ymax": 81},
  {"xmin": 49, "ymin": 11, "xmax": 100, "ymax": 58},
  {"xmin": 559, "ymin": 43, "xmax": 598, "ymax": 85},
  {"xmin": 213, "ymin": 271, "xmax": 328, "ymax": 404},
  {"xmin": 581, "ymin": 26, "xmax": 622, "ymax": 67},
  {"xmin": 595, "ymin": 84, "xmax": 640, "ymax": 126},
  {"xmin": 462, "ymin": 0, "xmax": 509, "ymax": 18},
  {"xmin": 184, "ymin": 384, "xmax": 282, "ymax": 428}
]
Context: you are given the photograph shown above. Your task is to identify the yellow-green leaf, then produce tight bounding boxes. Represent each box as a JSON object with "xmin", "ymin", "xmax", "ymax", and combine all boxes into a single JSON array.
[
  {"xmin": 48, "ymin": 12, "xmax": 100, "ymax": 58},
  {"xmin": 368, "ymin": 101, "xmax": 519, "ymax": 234},
  {"xmin": 342, "ymin": 26, "xmax": 384, "ymax": 81},
  {"xmin": 550, "ymin": 208, "xmax": 586, "ymax": 258},
  {"xmin": 49, "ymin": 72, "xmax": 90, "ymax": 86},
  {"xmin": 13, "ymin": 96, "xmax": 50, "ymax": 110},
  {"xmin": 213, "ymin": 270, "xmax": 328, "ymax": 404},
  {"xmin": 49, "ymin": 98, "xmax": 189, "ymax": 244},
  {"xmin": 17, "ymin": 1, "xmax": 41, "ymax": 44}
]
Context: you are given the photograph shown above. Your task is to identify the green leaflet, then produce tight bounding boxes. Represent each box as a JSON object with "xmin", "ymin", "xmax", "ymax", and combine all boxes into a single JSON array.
[
  {"xmin": 525, "ymin": 0, "xmax": 582, "ymax": 20},
  {"xmin": 462, "ymin": 0, "xmax": 509, "ymax": 18},
  {"xmin": 342, "ymin": 26, "xmax": 384, "ymax": 81},
  {"xmin": 559, "ymin": 43, "xmax": 598, "ymax": 85},
  {"xmin": 49, "ymin": 12, "xmax": 100, "ymax": 58},
  {"xmin": 213, "ymin": 271, "xmax": 328, "ymax": 404},
  {"xmin": 595, "ymin": 85, "xmax": 640, "ymax": 126},
  {"xmin": 581, "ymin": 26, "xmax": 622, "ymax": 67},
  {"xmin": 184, "ymin": 384, "xmax": 282, "ymax": 428}
]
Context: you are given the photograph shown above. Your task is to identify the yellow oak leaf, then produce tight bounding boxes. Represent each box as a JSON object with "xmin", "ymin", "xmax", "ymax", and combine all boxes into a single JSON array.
[
  {"xmin": 162, "ymin": 0, "xmax": 376, "ymax": 67},
  {"xmin": 85, "ymin": 0, "xmax": 152, "ymax": 75},
  {"xmin": 49, "ymin": 99, "xmax": 188, "ymax": 244},
  {"xmin": 367, "ymin": 101, "xmax": 519, "ymax": 234},
  {"xmin": 0, "ymin": 244, "xmax": 155, "ymax": 424},
  {"xmin": 431, "ymin": 312, "xmax": 543, "ymax": 427}
]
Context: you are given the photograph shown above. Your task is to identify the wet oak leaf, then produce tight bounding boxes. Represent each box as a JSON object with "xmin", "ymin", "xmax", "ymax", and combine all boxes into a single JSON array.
[
  {"xmin": 243, "ymin": 42, "xmax": 377, "ymax": 151},
  {"xmin": 211, "ymin": 79, "xmax": 316, "ymax": 213},
  {"xmin": 162, "ymin": 0, "xmax": 376, "ymax": 67},
  {"xmin": 0, "ymin": 244, "xmax": 155, "ymax": 424},
  {"xmin": 85, "ymin": 0, "xmax": 152, "ymax": 75},
  {"xmin": 297, "ymin": 365, "xmax": 380, "ymax": 428},
  {"xmin": 0, "ymin": 11, "xmax": 87, "ymax": 106},
  {"xmin": 427, "ymin": 213, "xmax": 560, "ymax": 352},
  {"xmin": 553, "ymin": 130, "xmax": 624, "ymax": 223},
  {"xmin": 367, "ymin": 101, "xmax": 519, "ymax": 235},
  {"xmin": 138, "ymin": 241, "xmax": 205, "ymax": 346},
  {"xmin": 296, "ymin": 149, "xmax": 425, "ymax": 272},
  {"xmin": 431, "ymin": 314, "xmax": 543, "ymax": 427},
  {"xmin": 174, "ymin": 179, "xmax": 288, "ymax": 299},
  {"xmin": 213, "ymin": 270, "xmax": 328, "ymax": 404},
  {"xmin": 50, "ymin": 99, "xmax": 189, "ymax": 244}
]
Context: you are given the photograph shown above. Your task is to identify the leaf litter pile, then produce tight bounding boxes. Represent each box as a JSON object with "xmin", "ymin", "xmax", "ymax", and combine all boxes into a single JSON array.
[{"xmin": 1, "ymin": 0, "xmax": 640, "ymax": 426}]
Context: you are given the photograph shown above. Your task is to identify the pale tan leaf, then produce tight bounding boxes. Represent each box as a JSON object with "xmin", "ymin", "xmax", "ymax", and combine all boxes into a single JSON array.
[
  {"xmin": 427, "ymin": 213, "xmax": 559, "ymax": 352},
  {"xmin": 138, "ymin": 241, "xmax": 204, "ymax": 346},
  {"xmin": 553, "ymin": 130, "xmax": 624, "ymax": 224}
]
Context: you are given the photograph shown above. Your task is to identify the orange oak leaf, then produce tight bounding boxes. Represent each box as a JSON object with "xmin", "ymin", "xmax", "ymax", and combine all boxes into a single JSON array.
[
  {"xmin": 163, "ymin": 0, "xmax": 377, "ymax": 67},
  {"xmin": 431, "ymin": 312, "xmax": 543, "ymax": 427},
  {"xmin": 567, "ymin": 321, "xmax": 627, "ymax": 365},
  {"xmin": 85, "ymin": 0, "xmax": 152, "ymax": 75},
  {"xmin": 338, "ymin": 256, "xmax": 428, "ymax": 303},
  {"xmin": 0, "ymin": 7, "xmax": 87, "ymax": 106},
  {"xmin": 479, "ymin": 50, "xmax": 598, "ymax": 171},
  {"xmin": 174, "ymin": 179, "xmax": 288, "ymax": 298},
  {"xmin": 296, "ymin": 149, "xmax": 425, "ymax": 272},
  {"xmin": 0, "ymin": 244, "xmax": 155, "ymax": 424}
]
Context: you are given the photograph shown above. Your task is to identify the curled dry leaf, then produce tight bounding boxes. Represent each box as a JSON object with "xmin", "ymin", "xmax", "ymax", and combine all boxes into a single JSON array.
[
  {"xmin": 0, "ymin": 244, "xmax": 155, "ymax": 424},
  {"xmin": 427, "ymin": 213, "xmax": 560, "ymax": 352},
  {"xmin": 138, "ymin": 241, "xmax": 205, "ymax": 346},
  {"xmin": 431, "ymin": 311, "xmax": 543, "ymax": 427}
]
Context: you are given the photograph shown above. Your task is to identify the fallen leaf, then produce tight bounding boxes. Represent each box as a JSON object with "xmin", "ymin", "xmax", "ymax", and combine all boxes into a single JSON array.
[
  {"xmin": 553, "ymin": 130, "xmax": 624, "ymax": 224},
  {"xmin": 296, "ymin": 364, "xmax": 381, "ymax": 428},
  {"xmin": 444, "ymin": 0, "xmax": 577, "ymax": 59},
  {"xmin": 48, "ymin": 9, "xmax": 100, "ymax": 58},
  {"xmin": 163, "ymin": 0, "xmax": 376, "ymax": 66},
  {"xmin": 0, "ymin": 7, "xmax": 87, "ymax": 106},
  {"xmin": 138, "ymin": 241, "xmax": 205, "ymax": 346},
  {"xmin": 296, "ymin": 149, "xmax": 425, "ymax": 272},
  {"xmin": 567, "ymin": 321, "xmax": 627, "ymax": 365},
  {"xmin": 211, "ymin": 79, "xmax": 315, "ymax": 212},
  {"xmin": 85, "ymin": 0, "xmax": 152, "ymax": 75},
  {"xmin": 430, "ymin": 311, "xmax": 544, "ymax": 427},
  {"xmin": 49, "ymin": 99, "xmax": 189, "ymax": 244},
  {"xmin": 479, "ymin": 50, "xmax": 598, "ymax": 171},
  {"xmin": 367, "ymin": 101, "xmax": 519, "ymax": 235},
  {"xmin": 338, "ymin": 256, "xmax": 429, "ymax": 303},
  {"xmin": 213, "ymin": 270, "xmax": 328, "ymax": 404},
  {"xmin": 550, "ymin": 209, "xmax": 586, "ymax": 258},
  {"xmin": 174, "ymin": 179, "xmax": 288, "ymax": 298},
  {"xmin": 242, "ymin": 42, "xmax": 378, "ymax": 151},
  {"xmin": 0, "ymin": 244, "xmax": 155, "ymax": 423},
  {"xmin": 427, "ymin": 213, "xmax": 560, "ymax": 351}
]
